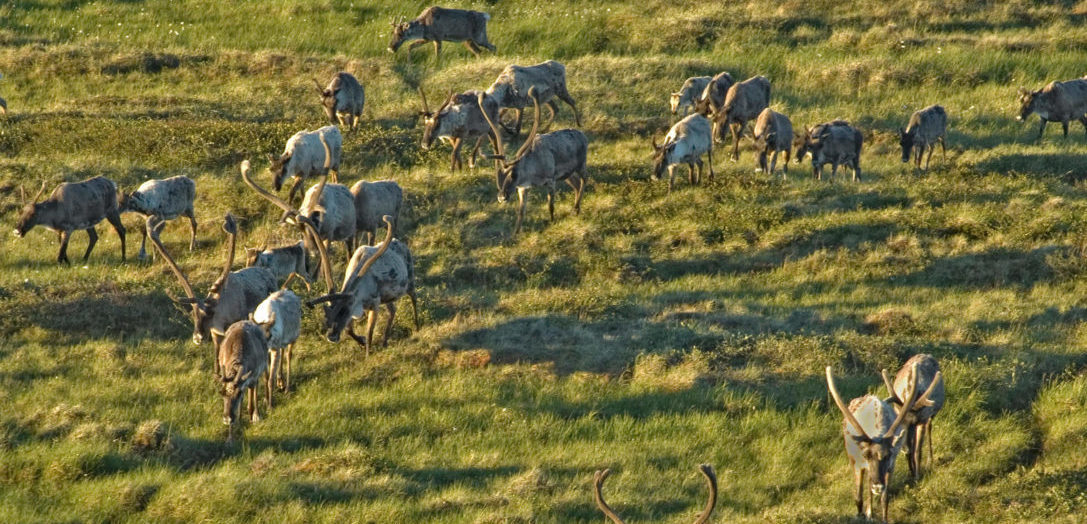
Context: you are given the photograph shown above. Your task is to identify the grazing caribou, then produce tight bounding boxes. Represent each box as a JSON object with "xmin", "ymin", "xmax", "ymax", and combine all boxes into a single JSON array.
[
  {"xmin": 827, "ymin": 366, "xmax": 941, "ymax": 523},
  {"xmin": 252, "ymin": 289, "xmax": 302, "ymax": 394},
  {"xmin": 794, "ymin": 120, "xmax": 863, "ymax": 181},
  {"xmin": 14, "ymin": 177, "xmax": 126, "ymax": 265},
  {"xmin": 670, "ymin": 76, "xmax": 712, "ymax": 116},
  {"xmin": 306, "ymin": 217, "xmax": 419, "ymax": 356},
  {"xmin": 350, "ymin": 179, "xmax": 403, "ymax": 246},
  {"xmin": 1017, "ymin": 78, "xmax": 1087, "ymax": 140},
  {"xmin": 389, "ymin": 6, "xmax": 495, "ymax": 60},
  {"xmin": 315, "ymin": 72, "xmax": 365, "ymax": 132},
  {"xmin": 479, "ymin": 87, "xmax": 589, "ymax": 235},
  {"xmin": 268, "ymin": 126, "xmax": 342, "ymax": 207},
  {"xmin": 652, "ymin": 113, "xmax": 714, "ymax": 192},
  {"xmin": 593, "ymin": 465, "xmax": 718, "ymax": 524},
  {"xmin": 419, "ymin": 88, "xmax": 500, "ymax": 171},
  {"xmin": 900, "ymin": 105, "xmax": 948, "ymax": 171}
]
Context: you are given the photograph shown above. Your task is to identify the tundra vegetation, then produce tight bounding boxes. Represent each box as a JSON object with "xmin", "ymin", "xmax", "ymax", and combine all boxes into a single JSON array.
[{"xmin": 4, "ymin": 1, "xmax": 1087, "ymax": 522}]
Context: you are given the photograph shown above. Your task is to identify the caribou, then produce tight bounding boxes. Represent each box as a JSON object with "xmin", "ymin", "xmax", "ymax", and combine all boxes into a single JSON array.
[
  {"xmin": 245, "ymin": 241, "xmax": 311, "ymax": 290},
  {"xmin": 13, "ymin": 177, "xmax": 126, "ymax": 265},
  {"xmin": 882, "ymin": 355, "xmax": 945, "ymax": 480},
  {"xmin": 593, "ymin": 465, "xmax": 718, "ymax": 524},
  {"xmin": 652, "ymin": 113, "xmax": 714, "ymax": 192},
  {"xmin": 752, "ymin": 108, "xmax": 794, "ymax": 177},
  {"xmin": 826, "ymin": 366, "xmax": 942, "ymax": 523},
  {"xmin": 670, "ymin": 76, "xmax": 712, "ymax": 116},
  {"xmin": 419, "ymin": 87, "xmax": 500, "ymax": 171},
  {"xmin": 350, "ymin": 179, "xmax": 403, "ymax": 246},
  {"xmin": 213, "ymin": 320, "xmax": 270, "ymax": 442},
  {"xmin": 252, "ymin": 289, "xmax": 302, "ymax": 394},
  {"xmin": 485, "ymin": 60, "xmax": 581, "ymax": 138},
  {"xmin": 1017, "ymin": 77, "xmax": 1087, "ymax": 140},
  {"xmin": 314, "ymin": 72, "xmax": 365, "ymax": 132},
  {"xmin": 268, "ymin": 125, "xmax": 342, "ymax": 207},
  {"xmin": 388, "ymin": 6, "xmax": 496, "ymax": 60},
  {"xmin": 118, "ymin": 175, "xmax": 197, "ymax": 261},
  {"xmin": 306, "ymin": 216, "xmax": 419, "ymax": 356},
  {"xmin": 148, "ymin": 213, "xmax": 276, "ymax": 373},
  {"xmin": 899, "ymin": 105, "xmax": 948, "ymax": 171},
  {"xmin": 479, "ymin": 87, "xmax": 589, "ymax": 235},
  {"xmin": 712, "ymin": 75, "xmax": 771, "ymax": 161}
]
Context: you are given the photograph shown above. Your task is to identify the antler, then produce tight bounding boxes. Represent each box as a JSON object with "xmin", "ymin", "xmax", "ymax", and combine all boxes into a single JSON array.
[
  {"xmin": 418, "ymin": 87, "xmax": 431, "ymax": 115},
  {"xmin": 207, "ymin": 213, "xmax": 238, "ymax": 298},
  {"xmin": 31, "ymin": 181, "xmax": 46, "ymax": 204},
  {"xmin": 240, "ymin": 160, "xmax": 334, "ymax": 289},
  {"xmin": 313, "ymin": 78, "xmax": 325, "ymax": 94},
  {"xmin": 881, "ymin": 368, "xmax": 900, "ymax": 403},
  {"xmin": 593, "ymin": 469, "xmax": 626, "ymax": 524},
  {"xmin": 884, "ymin": 365, "xmax": 919, "ymax": 438},
  {"xmin": 911, "ymin": 371, "xmax": 943, "ymax": 410},
  {"xmin": 694, "ymin": 464, "xmax": 718, "ymax": 524},
  {"xmin": 825, "ymin": 366, "xmax": 871, "ymax": 440},
  {"xmin": 513, "ymin": 86, "xmax": 541, "ymax": 160},
  {"xmin": 478, "ymin": 92, "xmax": 506, "ymax": 161},
  {"xmin": 436, "ymin": 90, "xmax": 455, "ymax": 114},
  {"xmin": 146, "ymin": 215, "xmax": 201, "ymax": 327},
  {"xmin": 351, "ymin": 215, "xmax": 394, "ymax": 282}
]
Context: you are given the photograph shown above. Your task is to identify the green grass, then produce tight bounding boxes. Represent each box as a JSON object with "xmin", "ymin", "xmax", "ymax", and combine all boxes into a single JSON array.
[{"xmin": 3, "ymin": 0, "xmax": 1087, "ymax": 521}]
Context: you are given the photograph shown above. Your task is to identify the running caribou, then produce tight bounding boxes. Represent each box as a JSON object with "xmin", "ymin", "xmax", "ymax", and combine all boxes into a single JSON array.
[
  {"xmin": 485, "ymin": 60, "xmax": 581, "ymax": 138},
  {"xmin": 593, "ymin": 465, "xmax": 718, "ymax": 524},
  {"xmin": 826, "ymin": 366, "xmax": 942, "ymax": 523},
  {"xmin": 13, "ymin": 176, "xmax": 126, "ymax": 265},
  {"xmin": 388, "ymin": 6, "xmax": 496, "ymax": 60},
  {"xmin": 479, "ymin": 87, "xmax": 589, "ymax": 235}
]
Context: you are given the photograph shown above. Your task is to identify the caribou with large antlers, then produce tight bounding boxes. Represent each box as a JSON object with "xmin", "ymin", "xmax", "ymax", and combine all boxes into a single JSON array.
[
  {"xmin": 305, "ymin": 216, "xmax": 418, "ymax": 355},
  {"xmin": 479, "ymin": 87, "xmax": 589, "ymax": 235},
  {"xmin": 13, "ymin": 177, "xmax": 127, "ymax": 265},
  {"xmin": 826, "ymin": 366, "xmax": 942, "ymax": 523},
  {"xmin": 593, "ymin": 465, "xmax": 717, "ymax": 524},
  {"xmin": 148, "ymin": 213, "xmax": 276, "ymax": 373},
  {"xmin": 882, "ymin": 354, "xmax": 945, "ymax": 480}
]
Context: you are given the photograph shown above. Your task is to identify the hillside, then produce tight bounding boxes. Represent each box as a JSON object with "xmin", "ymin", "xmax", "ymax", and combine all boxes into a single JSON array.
[{"xmin": 3, "ymin": 1, "xmax": 1087, "ymax": 522}]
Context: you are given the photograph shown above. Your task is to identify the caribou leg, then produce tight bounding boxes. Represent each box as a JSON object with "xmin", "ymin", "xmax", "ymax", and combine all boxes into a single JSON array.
[
  {"xmin": 382, "ymin": 302, "xmax": 397, "ymax": 347},
  {"xmin": 57, "ymin": 230, "xmax": 71, "ymax": 265},
  {"xmin": 853, "ymin": 465, "xmax": 865, "ymax": 517},
  {"xmin": 283, "ymin": 342, "xmax": 293, "ymax": 392},
  {"xmin": 514, "ymin": 186, "xmax": 528, "ymax": 235},
  {"xmin": 450, "ymin": 137, "xmax": 463, "ymax": 171},
  {"xmin": 463, "ymin": 40, "xmax": 481, "ymax": 57},
  {"xmin": 547, "ymin": 188, "xmax": 555, "ymax": 222},
  {"xmin": 82, "ymin": 227, "xmax": 98, "ymax": 262},
  {"xmin": 346, "ymin": 320, "xmax": 368, "ymax": 353},
  {"xmin": 432, "ymin": 40, "xmax": 441, "ymax": 62},
  {"xmin": 557, "ymin": 91, "xmax": 581, "ymax": 126},
  {"xmin": 106, "ymin": 211, "xmax": 126, "ymax": 261},
  {"xmin": 566, "ymin": 174, "xmax": 584, "ymax": 215},
  {"xmin": 409, "ymin": 290, "xmax": 419, "ymax": 329},
  {"xmin": 1037, "ymin": 117, "xmax": 1048, "ymax": 140},
  {"xmin": 287, "ymin": 177, "xmax": 305, "ymax": 208},
  {"xmin": 365, "ymin": 308, "xmax": 378, "ymax": 355},
  {"xmin": 186, "ymin": 210, "xmax": 197, "ymax": 251},
  {"xmin": 406, "ymin": 39, "xmax": 428, "ymax": 59}
]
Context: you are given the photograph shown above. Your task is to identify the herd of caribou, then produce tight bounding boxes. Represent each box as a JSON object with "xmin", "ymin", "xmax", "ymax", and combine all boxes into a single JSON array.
[{"xmin": 6, "ymin": 5, "xmax": 1085, "ymax": 521}]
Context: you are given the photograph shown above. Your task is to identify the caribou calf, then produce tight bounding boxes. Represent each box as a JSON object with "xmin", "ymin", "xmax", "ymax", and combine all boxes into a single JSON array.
[
  {"xmin": 213, "ymin": 320, "xmax": 270, "ymax": 442},
  {"xmin": 593, "ymin": 465, "xmax": 718, "ymax": 524},
  {"xmin": 389, "ymin": 6, "xmax": 495, "ymax": 60},
  {"xmin": 13, "ymin": 177, "xmax": 126, "ymax": 264},
  {"xmin": 245, "ymin": 241, "xmax": 311, "ymax": 290},
  {"xmin": 827, "ymin": 366, "xmax": 941, "ymax": 523}
]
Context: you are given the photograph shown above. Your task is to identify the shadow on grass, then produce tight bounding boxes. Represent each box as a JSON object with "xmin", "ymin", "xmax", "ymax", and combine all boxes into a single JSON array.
[
  {"xmin": 891, "ymin": 246, "xmax": 1057, "ymax": 289},
  {"xmin": 0, "ymin": 289, "xmax": 184, "ymax": 343},
  {"xmin": 974, "ymin": 152, "xmax": 1087, "ymax": 177}
]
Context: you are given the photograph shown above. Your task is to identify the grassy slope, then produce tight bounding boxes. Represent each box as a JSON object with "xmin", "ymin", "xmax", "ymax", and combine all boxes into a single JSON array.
[{"xmin": 3, "ymin": 0, "xmax": 1087, "ymax": 521}]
